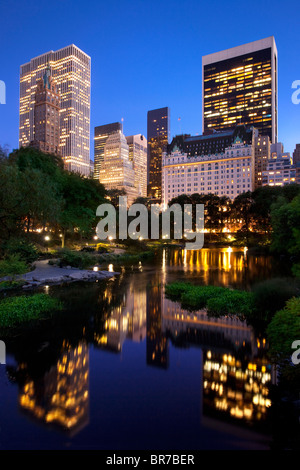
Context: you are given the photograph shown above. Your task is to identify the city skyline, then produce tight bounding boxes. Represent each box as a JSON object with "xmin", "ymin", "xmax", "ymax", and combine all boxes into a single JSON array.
[{"xmin": 0, "ymin": 0, "xmax": 299, "ymax": 158}]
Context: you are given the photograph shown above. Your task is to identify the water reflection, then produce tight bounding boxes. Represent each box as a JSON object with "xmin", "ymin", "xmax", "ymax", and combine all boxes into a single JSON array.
[
  {"xmin": 2, "ymin": 247, "xmax": 288, "ymax": 448},
  {"xmin": 16, "ymin": 341, "xmax": 89, "ymax": 436}
]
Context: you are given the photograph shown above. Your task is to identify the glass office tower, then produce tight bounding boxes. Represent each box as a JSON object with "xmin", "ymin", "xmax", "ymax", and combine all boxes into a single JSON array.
[
  {"xmin": 94, "ymin": 122, "xmax": 123, "ymax": 181},
  {"xmin": 202, "ymin": 37, "xmax": 277, "ymax": 143},
  {"xmin": 147, "ymin": 107, "xmax": 170, "ymax": 201}
]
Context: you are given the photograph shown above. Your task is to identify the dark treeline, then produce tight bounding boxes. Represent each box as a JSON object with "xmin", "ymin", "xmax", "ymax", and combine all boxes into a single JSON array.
[
  {"xmin": 0, "ymin": 146, "xmax": 106, "ymax": 249},
  {"xmin": 168, "ymin": 185, "xmax": 300, "ymax": 256},
  {"xmin": 1, "ymin": 145, "xmax": 300, "ymax": 260}
]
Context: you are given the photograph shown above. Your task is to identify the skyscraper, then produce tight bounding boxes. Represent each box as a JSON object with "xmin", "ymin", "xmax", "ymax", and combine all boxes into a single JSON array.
[
  {"xmin": 254, "ymin": 134, "xmax": 270, "ymax": 188},
  {"xmin": 126, "ymin": 134, "xmax": 147, "ymax": 198},
  {"xmin": 99, "ymin": 130, "xmax": 138, "ymax": 206},
  {"xmin": 20, "ymin": 44, "xmax": 91, "ymax": 176},
  {"xmin": 147, "ymin": 107, "xmax": 170, "ymax": 201},
  {"xmin": 94, "ymin": 122, "xmax": 123, "ymax": 181},
  {"xmin": 202, "ymin": 37, "xmax": 278, "ymax": 143},
  {"xmin": 293, "ymin": 143, "xmax": 300, "ymax": 165},
  {"xmin": 30, "ymin": 65, "xmax": 60, "ymax": 156}
]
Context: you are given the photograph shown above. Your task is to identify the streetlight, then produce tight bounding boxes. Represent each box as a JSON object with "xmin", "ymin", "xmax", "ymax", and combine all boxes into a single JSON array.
[{"xmin": 44, "ymin": 235, "xmax": 50, "ymax": 252}]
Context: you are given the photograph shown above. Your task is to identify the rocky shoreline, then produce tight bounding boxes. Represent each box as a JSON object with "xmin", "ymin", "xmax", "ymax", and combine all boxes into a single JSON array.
[{"xmin": 1, "ymin": 259, "xmax": 119, "ymax": 290}]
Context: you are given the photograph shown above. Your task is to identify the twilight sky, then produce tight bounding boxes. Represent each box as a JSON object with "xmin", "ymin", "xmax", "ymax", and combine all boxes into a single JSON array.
[{"xmin": 0, "ymin": 0, "xmax": 299, "ymax": 157}]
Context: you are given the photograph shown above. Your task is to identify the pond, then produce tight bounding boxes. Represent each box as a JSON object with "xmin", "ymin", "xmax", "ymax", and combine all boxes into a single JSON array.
[{"xmin": 0, "ymin": 247, "xmax": 295, "ymax": 450}]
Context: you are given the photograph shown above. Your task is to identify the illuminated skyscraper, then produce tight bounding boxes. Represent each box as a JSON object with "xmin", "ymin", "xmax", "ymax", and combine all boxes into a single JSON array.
[
  {"xmin": 99, "ymin": 130, "xmax": 138, "ymax": 206},
  {"xmin": 126, "ymin": 134, "xmax": 148, "ymax": 198},
  {"xmin": 20, "ymin": 44, "xmax": 91, "ymax": 176},
  {"xmin": 30, "ymin": 65, "xmax": 60, "ymax": 156},
  {"xmin": 202, "ymin": 37, "xmax": 278, "ymax": 143},
  {"xmin": 94, "ymin": 122, "xmax": 123, "ymax": 181},
  {"xmin": 147, "ymin": 107, "xmax": 170, "ymax": 201}
]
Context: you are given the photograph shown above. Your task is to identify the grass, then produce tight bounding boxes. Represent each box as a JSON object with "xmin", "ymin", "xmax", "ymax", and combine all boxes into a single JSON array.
[{"xmin": 0, "ymin": 293, "xmax": 63, "ymax": 328}]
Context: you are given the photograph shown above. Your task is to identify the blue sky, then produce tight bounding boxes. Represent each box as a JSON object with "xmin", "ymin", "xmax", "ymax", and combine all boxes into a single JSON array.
[{"xmin": 0, "ymin": 0, "xmax": 299, "ymax": 156}]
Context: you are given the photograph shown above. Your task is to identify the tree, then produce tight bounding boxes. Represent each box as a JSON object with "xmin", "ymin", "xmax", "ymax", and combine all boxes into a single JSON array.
[
  {"xmin": 231, "ymin": 191, "xmax": 254, "ymax": 244},
  {"xmin": 57, "ymin": 171, "xmax": 106, "ymax": 247}
]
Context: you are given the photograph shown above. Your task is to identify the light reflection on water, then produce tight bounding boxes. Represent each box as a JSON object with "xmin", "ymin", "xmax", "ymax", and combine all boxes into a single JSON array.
[{"xmin": 0, "ymin": 247, "xmax": 291, "ymax": 449}]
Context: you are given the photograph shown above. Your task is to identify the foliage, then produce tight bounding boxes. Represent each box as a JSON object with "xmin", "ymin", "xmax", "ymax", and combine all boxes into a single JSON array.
[
  {"xmin": 0, "ymin": 147, "xmax": 106, "ymax": 247},
  {"xmin": 1, "ymin": 238, "xmax": 39, "ymax": 264},
  {"xmin": 267, "ymin": 297, "xmax": 300, "ymax": 380},
  {"xmin": 0, "ymin": 293, "xmax": 63, "ymax": 328},
  {"xmin": 165, "ymin": 282, "xmax": 253, "ymax": 317},
  {"xmin": 206, "ymin": 289, "xmax": 254, "ymax": 317},
  {"xmin": 97, "ymin": 251, "xmax": 154, "ymax": 265},
  {"xmin": 250, "ymin": 278, "xmax": 300, "ymax": 323},
  {"xmin": 0, "ymin": 280, "xmax": 25, "ymax": 291},
  {"xmin": 0, "ymin": 254, "xmax": 28, "ymax": 278},
  {"xmin": 57, "ymin": 248, "xmax": 95, "ymax": 269}
]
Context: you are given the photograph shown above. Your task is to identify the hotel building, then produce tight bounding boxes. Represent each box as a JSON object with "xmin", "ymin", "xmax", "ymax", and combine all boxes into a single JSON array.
[
  {"xmin": 19, "ymin": 44, "xmax": 91, "ymax": 176},
  {"xmin": 99, "ymin": 130, "xmax": 138, "ymax": 206},
  {"xmin": 94, "ymin": 122, "xmax": 123, "ymax": 181},
  {"xmin": 162, "ymin": 126, "xmax": 257, "ymax": 207},
  {"xmin": 147, "ymin": 107, "xmax": 170, "ymax": 200},
  {"xmin": 126, "ymin": 134, "xmax": 148, "ymax": 198},
  {"xmin": 202, "ymin": 37, "xmax": 278, "ymax": 143}
]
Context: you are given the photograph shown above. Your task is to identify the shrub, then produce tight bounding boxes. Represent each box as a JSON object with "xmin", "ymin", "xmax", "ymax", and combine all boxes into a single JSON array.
[
  {"xmin": 251, "ymin": 278, "xmax": 299, "ymax": 323},
  {"xmin": 181, "ymin": 285, "xmax": 225, "ymax": 308},
  {"xmin": 267, "ymin": 297, "xmax": 300, "ymax": 381},
  {"xmin": 57, "ymin": 248, "xmax": 95, "ymax": 269},
  {"xmin": 0, "ymin": 293, "xmax": 63, "ymax": 328},
  {"xmin": 207, "ymin": 289, "xmax": 254, "ymax": 317},
  {"xmin": 0, "ymin": 254, "xmax": 28, "ymax": 279},
  {"xmin": 1, "ymin": 238, "xmax": 39, "ymax": 264}
]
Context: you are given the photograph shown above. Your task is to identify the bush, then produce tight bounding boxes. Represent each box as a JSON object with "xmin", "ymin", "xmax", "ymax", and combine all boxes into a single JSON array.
[
  {"xmin": 1, "ymin": 238, "xmax": 39, "ymax": 264},
  {"xmin": 0, "ymin": 254, "xmax": 28, "ymax": 279},
  {"xmin": 57, "ymin": 248, "xmax": 95, "ymax": 269},
  {"xmin": 181, "ymin": 285, "xmax": 225, "ymax": 308},
  {"xmin": 267, "ymin": 297, "xmax": 300, "ymax": 380},
  {"xmin": 251, "ymin": 278, "xmax": 299, "ymax": 323},
  {"xmin": 164, "ymin": 282, "xmax": 251, "ymax": 315},
  {"xmin": 206, "ymin": 289, "xmax": 254, "ymax": 317},
  {"xmin": 0, "ymin": 293, "xmax": 63, "ymax": 328}
]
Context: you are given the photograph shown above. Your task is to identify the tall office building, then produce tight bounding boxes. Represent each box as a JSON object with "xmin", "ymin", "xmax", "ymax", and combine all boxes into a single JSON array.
[
  {"xmin": 254, "ymin": 135, "xmax": 270, "ymax": 188},
  {"xmin": 94, "ymin": 122, "xmax": 123, "ymax": 181},
  {"xmin": 20, "ymin": 44, "xmax": 91, "ymax": 176},
  {"xmin": 147, "ymin": 107, "xmax": 170, "ymax": 201},
  {"xmin": 30, "ymin": 65, "xmax": 60, "ymax": 156},
  {"xmin": 126, "ymin": 134, "xmax": 148, "ymax": 198},
  {"xmin": 99, "ymin": 130, "xmax": 138, "ymax": 206},
  {"xmin": 202, "ymin": 37, "xmax": 278, "ymax": 143},
  {"xmin": 293, "ymin": 143, "xmax": 300, "ymax": 165}
]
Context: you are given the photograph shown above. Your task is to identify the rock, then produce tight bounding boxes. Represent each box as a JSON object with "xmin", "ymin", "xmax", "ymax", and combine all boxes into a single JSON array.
[{"xmin": 68, "ymin": 272, "xmax": 85, "ymax": 280}]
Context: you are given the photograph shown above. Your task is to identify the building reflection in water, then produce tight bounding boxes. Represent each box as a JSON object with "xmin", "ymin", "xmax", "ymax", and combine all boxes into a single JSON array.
[
  {"xmin": 168, "ymin": 247, "xmax": 278, "ymax": 288},
  {"xmin": 161, "ymin": 293, "xmax": 272, "ymax": 424},
  {"xmin": 13, "ymin": 248, "xmax": 276, "ymax": 437},
  {"xmin": 94, "ymin": 277, "xmax": 147, "ymax": 352},
  {"xmin": 18, "ymin": 340, "xmax": 89, "ymax": 436}
]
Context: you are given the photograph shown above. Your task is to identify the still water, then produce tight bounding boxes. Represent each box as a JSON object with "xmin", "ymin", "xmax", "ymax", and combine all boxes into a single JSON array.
[{"xmin": 0, "ymin": 248, "xmax": 293, "ymax": 450}]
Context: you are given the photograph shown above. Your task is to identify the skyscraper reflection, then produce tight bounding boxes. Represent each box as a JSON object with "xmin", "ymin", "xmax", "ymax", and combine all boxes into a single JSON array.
[{"xmin": 18, "ymin": 340, "xmax": 89, "ymax": 436}]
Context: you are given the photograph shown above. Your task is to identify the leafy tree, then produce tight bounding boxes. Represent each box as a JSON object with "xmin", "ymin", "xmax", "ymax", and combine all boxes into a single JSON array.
[{"xmin": 57, "ymin": 171, "xmax": 106, "ymax": 247}]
